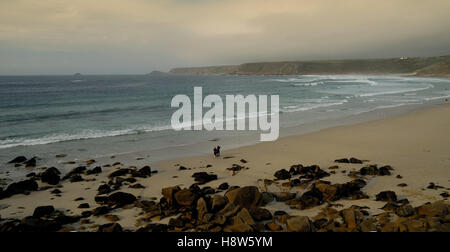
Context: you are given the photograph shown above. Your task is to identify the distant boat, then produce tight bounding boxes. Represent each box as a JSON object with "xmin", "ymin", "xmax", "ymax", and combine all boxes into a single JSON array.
[{"xmin": 73, "ymin": 73, "xmax": 83, "ymax": 77}]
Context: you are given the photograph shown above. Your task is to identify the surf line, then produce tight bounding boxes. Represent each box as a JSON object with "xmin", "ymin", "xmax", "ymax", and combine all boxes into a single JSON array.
[{"xmin": 171, "ymin": 87, "xmax": 279, "ymax": 141}]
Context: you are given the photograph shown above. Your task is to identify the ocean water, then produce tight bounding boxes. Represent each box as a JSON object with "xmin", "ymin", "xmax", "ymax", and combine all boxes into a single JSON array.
[
  {"xmin": 1, "ymin": 74, "xmax": 450, "ymax": 180},
  {"xmin": 1, "ymin": 74, "xmax": 450, "ymax": 150}
]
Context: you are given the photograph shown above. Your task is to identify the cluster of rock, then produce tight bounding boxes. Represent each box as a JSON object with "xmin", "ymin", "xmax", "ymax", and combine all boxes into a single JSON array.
[
  {"xmin": 0, "ymin": 206, "xmax": 81, "ymax": 232},
  {"xmin": 8, "ymin": 156, "xmax": 38, "ymax": 168},
  {"xmin": 133, "ymin": 185, "xmax": 276, "ymax": 232}
]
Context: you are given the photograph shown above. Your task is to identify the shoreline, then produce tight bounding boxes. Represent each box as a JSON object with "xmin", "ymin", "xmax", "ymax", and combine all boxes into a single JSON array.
[
  {"xmin": 0, "ymin": 97, "xmax": 447, "ymax": 185},
  {"xmin": 0, "ymin": 102, "xmax": 449, "ymax": 232}
]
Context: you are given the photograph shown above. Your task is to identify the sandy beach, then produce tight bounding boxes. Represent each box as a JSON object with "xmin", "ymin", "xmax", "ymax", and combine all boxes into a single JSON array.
[{"xmin": 1, "ymin": 103, "xmax": 449, "ymax": 232}]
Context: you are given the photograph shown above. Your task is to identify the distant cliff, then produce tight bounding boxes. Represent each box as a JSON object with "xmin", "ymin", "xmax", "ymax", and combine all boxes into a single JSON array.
[{"xmin": 168, "ymin": 56, "xmax": 450, "ymax": 76}]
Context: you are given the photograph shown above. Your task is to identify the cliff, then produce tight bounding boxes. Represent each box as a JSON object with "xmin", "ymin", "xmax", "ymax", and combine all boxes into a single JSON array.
[{"xmin": 168, "ymin": 56, "xmax": 450, "ymax": 76}]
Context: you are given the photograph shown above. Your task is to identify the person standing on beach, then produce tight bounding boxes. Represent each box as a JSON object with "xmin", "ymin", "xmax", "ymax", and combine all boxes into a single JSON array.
[
  {"xmin": 217, "ymin": 146, "xmax": 221, "ymax": 157},
  {"xmin": 213, "ymin": 147, "xmax": 218, "ymax": 157}
]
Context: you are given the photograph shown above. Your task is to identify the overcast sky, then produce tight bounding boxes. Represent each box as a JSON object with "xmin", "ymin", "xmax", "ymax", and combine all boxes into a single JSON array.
[{"xmin": 0, "ymin": 0, "xmax": 449, "ymax": 75}]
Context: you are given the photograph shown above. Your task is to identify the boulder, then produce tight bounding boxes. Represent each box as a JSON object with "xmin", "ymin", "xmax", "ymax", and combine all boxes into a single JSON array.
[
  {"xmin": 98, "ymin": 184, "xmax": 112, "ymax": 195},
  {"xmin": 106, "ymin": 192, "xmax": 137, "ymax": 207},
  {"xmin": 376, "ymin": 191, "xmax": 398, "ymax": 202},
  {"xmin": 132, "ymin": 166, "xmax": 152, "ymax": 178},
  {"xmin": 416, "ymin": 201, "xmax": 449, "ymax": 217},
  {"xmin": 235, "ymin": 208, "xmax": 256, "ymax": 226},
  {"xmin": 63, "ymin": 166, "xmax": 86, "ymax": 180},
  {"xmin": 92, "ymin": 206, "xmax": 111, "ymax": 216},
  {"xmin": 197, "ymin": 197, "xmax": 208, "ymax": 221},
  {"xmin": 8, "ymin": 156, "xmax": 27, "ymax": 163},
  {"xmin": 225, "ymin": 186, "xmax": 261, "ymax": 210},
  {"xmin": 41, "ymin": 167, "xmax": 61, "ymax": 185},
  {"xmin": 108, "ymin": 168, "xmax": 132, "ymax": 178},
  {"xmin": 273, "ymin": 192, "xmax": 296, "ymax": 202},
  {"xmin": 335, "ymin": 158, "xmax": 350, "ymax": 163},
  {"xmin": 98, "ymin": 223, "xmax": 123, "ymax": 232},
  {"xmin": 192, "ymin": 172, "xmax": 218, "ymax": 185},
  {"xmin": 212, "ymin": 195, "xmax": 227, "ymax": 212},
  {"xmin": 360, "ymin": 165, "xmax": 379, "ymax": 175},
  {"xmin": 274, "ymin": 169, "xmax": 291, "ymax": 180},
  {"xmin": 260, "ymin": 192, "xmax": 275, "ymax": 205},
  {"xmin": 266, "ymin": 222, "xmax": 282, "ymax": 231},
  {"xmin": 174, "ymin": 189, "xmax": 197, "ymax": 206},
  {"xmin": 86, "ymin": 166, "xmax": 102, "ymax": 175},
  {"xmin": 33, "ymin": 206, "xmax": 55, "ymax": 218},
  {"xmin": 162, "ymin": 186, "xmax": 181, "ymax": 205},
  {"xmin": 286, "ymin": 216, "xmax": 313, "ymax": 232},
  {"xmin": 0, "ymin": 179, "xmax": 38, "ymax": 199},
  {"xmin": 349, "ymin": 158, "xmax": 363, "ymax": 164},
  {"xmin": 24, "ymin": 158, "xmax": 37, "ymax": 168},
  {"xmin": 249, "ymin": 208, "xmax": 273, "ymax": 221},
  {"xmin": 378, "ymin": 166, "xmax": 392, "ymax": 176},
  {"xmin": 69, "ymin": 175, "xmax": 83, "ymax": 183},
  {"xmin": 218, "ymin": 183, "xmax": 229, "ymax": 190},
  {"xmin": 78, "ymin": 203, "xmax": 90, "ymax": 209},
  {"xmin": 396, "ymin": 204, "xmax": 415, "ymax": 217}
]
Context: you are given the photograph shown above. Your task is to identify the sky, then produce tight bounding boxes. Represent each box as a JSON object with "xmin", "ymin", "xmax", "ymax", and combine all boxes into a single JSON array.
[{"xmin": 0, "ymin": 0, "xmax": 449, "ymax": 75}]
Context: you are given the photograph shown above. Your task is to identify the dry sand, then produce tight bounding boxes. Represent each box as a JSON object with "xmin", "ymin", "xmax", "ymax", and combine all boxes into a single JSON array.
[{"xmin": 1, "ymin": 104, "xmax": 449, "ymax": 231}]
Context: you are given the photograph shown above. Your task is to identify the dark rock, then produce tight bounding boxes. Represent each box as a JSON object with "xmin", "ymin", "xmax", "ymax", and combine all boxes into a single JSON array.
[
  {"xmin": 174, "ymin": 189, "xmax": 197, "ymax": 206},
  {"xmin": 108, "ymin": 168, "xmax": 132, "ymax": 178},
  {"xmin": 24, "ymin": 158, "xmax": 37, "ymax": 168},
  {"xmin": 98, "ymin": 223, "xmax": 123, "ymax": 232},
  {"xmin": 26, "ymin": 172, "xmax": 37, "ymax": 178},
  {"xmin": 286, "ymin": 216, "xmax": 313, "ymax": 232},
  {"xmin": 98, "ymin": 184, "xmax": 112, "ymax": 195},
  {"xmin": 179, "ymin": 166, "xmax": 188, "ymax": 171},
  {"xmin": 225, "ymin": 186, "xmax": 261, "ymax": 210},
  {"xmin": 240, "ymin": 159, "xmax": 248, "ymax": 164},
  {"xmin": 33, "ymin": 206, "xmax": 55, "ymax": 218},
  {"xmin": 69, "ymin": 175, "xmax": 83, "ymax": 183},
  {"xmin": 218, "ymin": 183, "xmax": 229, "ymax": 190},
  {"xmin": 20, "ymin": 216, "xmax": 62, "ymax": 232},
  {"xmin": 129, "ymin": 183, "xmax": 145, "ymax": 189},
  {"xmin": 162, "ymin": 186, "xmax": 181, "ymax": 205},
  {"xmin": 132, "ymin": 166, "xmax": 152, "ymax": 178},
  {"xmin": 376, "ymin": 191, "xmax": 398, "ymax": 202},
  {"xmin": 212, "ymin": 195, "xmax": 227, "ymax": 212},
  {"xmin": 41, "ymin": 167, "xmax": 61, "ymax": 185},
  {"xmin": 51, "ymin": 189, "xmax": 62, "ymax": 195},
  {"xmin": 92, "ymin": 206, "xmax": 111, "ymax": 216},
  {"xmin": 274, "ymin": 169, "xmax": 291, "ymax": 180},
  {"xmin": 62, "ymin": 166, "xmax": 86, "ymax": 180},
  {"xmin": 8, "ymin": 156, "xmax": 27, "ymax": 163},
  {"xmin": 416, "ymin": 201, "xmax": 449, "ymax": 217},
  {"xmin": 396, "ymin": 204, "xmax": 415, "ymax": 217},
  {"xmin": 106, "ymin": 192, "xmax": 137, "ymax": 207},
  {"xmin": 360, "ymin": 165, "xmax": 379, "ymax": 175},
  {"xmin": 192, "ymin": 172, "xmax": 218, "ymax": 185},
  {"xmin": 349, "ymin": 158, "xmax": 363, "ymax": 164},
  {"xmin": 0, "ymin": 179, "xmax": 38, "ymax": 199},
  {"xmin": 78, "ymin": 203, "xmax": 90, "ymax": 209},
  {"xmin": 397, "ymin": 183, "xmax": 408, "ymax": 188},
  {"xmin": 249, "ymin": 208, "xmax": 272, "ymax": 221},
  {"xmin": 86, "ymin": 166, "xmax": 102, "ymax": 175},
  {"xmin": 378, "ymin": 166, "xmax": 391, "ymax": 176},
  {"xmin": 273, "ymin": 192, "xmax": 296, "ymax": 202},
  {"xmin": 335, "ymin": 158, "xmax": 350, "ymax": 163},
  {"xmin": 74, "ymin": 197, "xmax": 84, "ymax": 201}
]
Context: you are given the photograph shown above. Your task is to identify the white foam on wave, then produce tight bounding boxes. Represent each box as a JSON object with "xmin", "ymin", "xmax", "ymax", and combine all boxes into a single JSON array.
[
  {"xmin": 281, "ymin": 100, "xmax": 348, "ymax": 113},
  {"xmin": 0, "ymin": 125, "xmax": 173, "ymax": 149},
  {"xmin": 358, "ymin": 84, "xmax": 434, "ymax": 97}
]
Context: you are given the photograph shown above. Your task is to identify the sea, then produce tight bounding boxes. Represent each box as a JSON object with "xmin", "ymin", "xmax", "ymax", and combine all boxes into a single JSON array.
[{"xmin": 1, "ymin": 74, "xmax": 450, "ymax": 182}]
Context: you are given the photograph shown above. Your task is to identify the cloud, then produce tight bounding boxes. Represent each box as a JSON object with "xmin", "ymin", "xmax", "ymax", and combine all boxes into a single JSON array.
[{"xmin": 0, "ymin": 0, "xmax": 449, "ymax": 74}]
